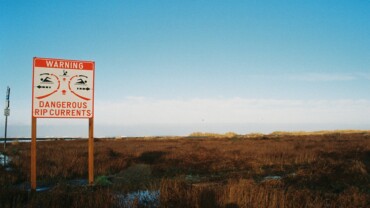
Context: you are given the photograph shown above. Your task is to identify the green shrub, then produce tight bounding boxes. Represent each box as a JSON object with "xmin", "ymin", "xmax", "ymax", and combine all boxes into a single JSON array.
[{"xmin": 95, "ymin": 175, "xmax": 112, "ymax": 186}]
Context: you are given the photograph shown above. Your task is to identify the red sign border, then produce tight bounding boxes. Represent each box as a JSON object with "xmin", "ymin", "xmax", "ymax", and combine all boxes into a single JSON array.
[{"xmin": 32, "ymin": 57, "xmax": 95, "ymax": 119}]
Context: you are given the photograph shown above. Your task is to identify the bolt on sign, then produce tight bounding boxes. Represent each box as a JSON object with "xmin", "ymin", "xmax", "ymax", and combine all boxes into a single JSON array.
[{"xmin": 32, "ymin": 57, "xmax": 95, "ymax": 118}]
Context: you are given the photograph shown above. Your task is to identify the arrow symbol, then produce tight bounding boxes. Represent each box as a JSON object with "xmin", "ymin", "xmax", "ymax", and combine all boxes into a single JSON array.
[
  {"xmin": 37, "ymin": 85, "xmax": 51, "ymax": 89},
  {"xmin": 77, "ymin": 87, "xmax": 91, "ymax": 91}
]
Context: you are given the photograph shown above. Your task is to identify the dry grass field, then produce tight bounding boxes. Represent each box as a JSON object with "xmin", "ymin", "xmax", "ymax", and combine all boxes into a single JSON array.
[{"xmin": 1, "ymin": 131, "xmax": 370, "ymax": 207}]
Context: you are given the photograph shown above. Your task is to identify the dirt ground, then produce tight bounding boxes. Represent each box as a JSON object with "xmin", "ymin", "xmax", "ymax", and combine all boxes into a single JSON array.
[{"xmin": 1, "ymin": 131, "xmax": 369, "ymax": 207}]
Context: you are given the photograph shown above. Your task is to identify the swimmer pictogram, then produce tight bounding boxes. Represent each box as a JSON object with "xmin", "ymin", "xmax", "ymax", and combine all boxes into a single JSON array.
[
  {"xmin": 36, "ymin": 73, "xmax": 60, "ymax": 99},
  {"xmin": 68, "ymin": 75, "xmax": 92, "ymax": 101},
  {"xmin": 75, "ymin": 78, "xmax": 87, "ymax": 85},
  {"xmin": 35, "ymin": 72, "xmax": 92, "ymax": 101}
]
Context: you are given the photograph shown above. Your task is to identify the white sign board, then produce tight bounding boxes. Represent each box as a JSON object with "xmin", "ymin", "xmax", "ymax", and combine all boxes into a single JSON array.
[
  {"xmin": 32, "ymin": 57, "xmax": 95, "ymax": 118},
  {"xmin": 4, "ymin": 109, "xmax": 10, "ymax": 116}
]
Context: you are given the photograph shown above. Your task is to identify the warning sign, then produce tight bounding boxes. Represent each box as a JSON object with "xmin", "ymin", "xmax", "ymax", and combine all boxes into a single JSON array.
[{"xmin": 32, "ymin": 57, "xmax": 95, "ymax": 118}]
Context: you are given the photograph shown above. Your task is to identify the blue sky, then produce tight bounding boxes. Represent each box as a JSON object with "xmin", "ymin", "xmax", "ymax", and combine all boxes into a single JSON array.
[{"xmin": 1, "ymin": 0, "xmax": 370, "ymax": 137}]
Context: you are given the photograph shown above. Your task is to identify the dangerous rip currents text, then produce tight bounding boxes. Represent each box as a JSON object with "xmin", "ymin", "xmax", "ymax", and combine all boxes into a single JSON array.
[{"xmin": 34, "ymin": 101, "xmax": 92, "ymax": 117}]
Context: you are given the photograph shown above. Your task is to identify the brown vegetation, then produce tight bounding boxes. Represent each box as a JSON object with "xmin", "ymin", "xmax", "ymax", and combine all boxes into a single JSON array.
[{"xmin": 1, "ymin": 131, "xmax": 369, "ymax": 207}]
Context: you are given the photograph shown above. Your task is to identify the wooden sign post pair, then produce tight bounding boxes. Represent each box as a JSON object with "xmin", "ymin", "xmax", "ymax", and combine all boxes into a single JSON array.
[{"xmin": 31, "ymin": 57, "xmax": 95, "ymax": 190}]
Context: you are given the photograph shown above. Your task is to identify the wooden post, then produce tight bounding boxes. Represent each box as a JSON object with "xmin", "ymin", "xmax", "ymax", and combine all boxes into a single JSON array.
[
  {"xmin": 31, "ymin": 117, "xmax": 37, "ymax": 190},
  {"xmin": 88, "ymin": 117, "xmax": 94, "ymax": 185}
]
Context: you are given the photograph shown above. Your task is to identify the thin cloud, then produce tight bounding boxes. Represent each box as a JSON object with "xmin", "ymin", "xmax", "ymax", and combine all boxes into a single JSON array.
[
  {"xmin": 286, "ymin": 73, "xmax": 357, "ymax": 82},
  {"xmin": 249, "ymin": 73, "xmax": 361, "ymax": 82},
  {"xmin": 3, "ymin": 97, "xmax": 370, "ymax": 137},
  {"xmin": 94, "ymin": 97, "xmax": 370, "ymax": 125}
]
